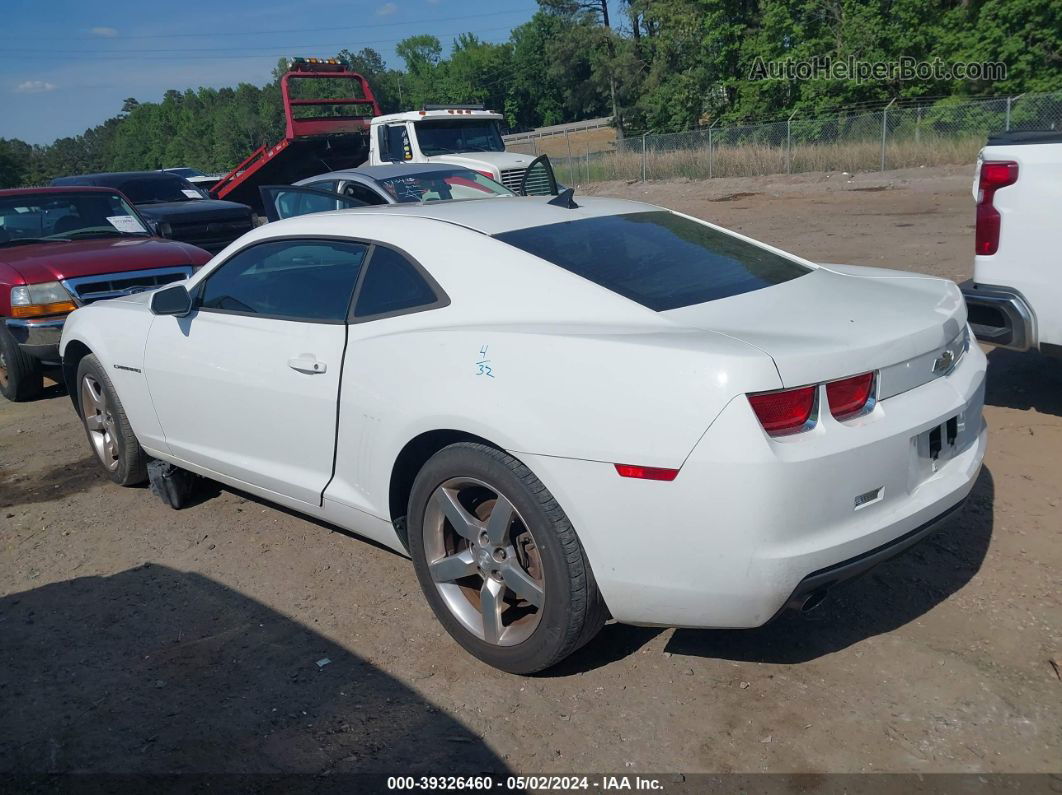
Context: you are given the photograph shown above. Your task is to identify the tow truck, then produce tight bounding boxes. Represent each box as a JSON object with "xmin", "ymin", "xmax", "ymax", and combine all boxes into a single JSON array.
[
  {"xmin": 210, "ymin": 58, "xmax": 382, "ymax": 211},
  {"xmin": 365, "ymin": 106, "xmax": 552, "ymax": 194},
  {"xmin": 213, "ymin": 59, "xmax": 555, "ymax": 212}
]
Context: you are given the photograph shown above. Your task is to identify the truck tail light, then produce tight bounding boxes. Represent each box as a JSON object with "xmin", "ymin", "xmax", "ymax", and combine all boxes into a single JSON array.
[
  {"xmin": 614, "ymin": 464, "xmax": 680, "ymax": 481},
  {"xmin": 975, "ymin": 160, "xmax": 1018, "ymax": 256},
  {"xmin": 826, "ymin": 372, "xmax": 875, "ymax": 419},
  {"xmin": 747, "ymin": 385, "xmax": 817, "ymax": 435}
]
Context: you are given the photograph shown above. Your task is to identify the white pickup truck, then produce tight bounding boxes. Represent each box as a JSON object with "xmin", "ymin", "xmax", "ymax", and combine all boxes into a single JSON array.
[
  {"xmin": 366, "ymin": 107, "xmax": 554, "ymax": 195},
  {"xmin": 962, "ymin": 130, "xmax": 1062, "ymax": 356}
]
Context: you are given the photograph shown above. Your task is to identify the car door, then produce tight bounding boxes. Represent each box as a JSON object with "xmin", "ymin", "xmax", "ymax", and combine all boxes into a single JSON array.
[
  {"xmin": 143, "ymin": 238, "xmax": 368, "ymax": 505},
  {"xmin": 518, "ymin": 155, "xmax": 560, "ymax": 196},
  {"xmin": 258, "ymin": 185, "xmax": 367, "ymax": 222}
]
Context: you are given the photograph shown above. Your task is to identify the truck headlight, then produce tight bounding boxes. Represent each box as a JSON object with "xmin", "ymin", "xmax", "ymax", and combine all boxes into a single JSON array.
[{"xmin": 10, "ymin": 282, "xmax": 78, "ymax": 318}]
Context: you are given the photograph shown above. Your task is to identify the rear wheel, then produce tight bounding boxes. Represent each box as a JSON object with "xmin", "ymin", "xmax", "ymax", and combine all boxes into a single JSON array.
[
  {"xmin": 408, "ymin": 442, "xmax": 606, "ymax": 674},
  {"xmin": 0, "ymin": 325, "xmax": 43, "ymax": 402},
  {"xmin": 76, "ymin": 354, "xmax": 147, "ymax": 486}
]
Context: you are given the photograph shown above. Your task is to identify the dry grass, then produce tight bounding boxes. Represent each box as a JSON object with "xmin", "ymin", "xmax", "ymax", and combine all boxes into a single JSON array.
[
  {"xmin": 549, "ymin": 135, "xmax": 985, "ymax": 184},
  {"xmin": 506, "ymin": 126, "xmax": 617, "ymax": 159}
]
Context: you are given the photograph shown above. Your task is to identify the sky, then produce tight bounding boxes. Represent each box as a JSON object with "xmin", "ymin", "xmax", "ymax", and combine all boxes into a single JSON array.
[{"xmin": 2, "ymin": 0, "xmax": 607, "ymax": 145}]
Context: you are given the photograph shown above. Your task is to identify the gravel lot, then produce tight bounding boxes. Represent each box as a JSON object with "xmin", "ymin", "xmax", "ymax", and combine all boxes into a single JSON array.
[{"xmin": 2, "ymin": 165, "xmax": 1059, "ymax": 777}]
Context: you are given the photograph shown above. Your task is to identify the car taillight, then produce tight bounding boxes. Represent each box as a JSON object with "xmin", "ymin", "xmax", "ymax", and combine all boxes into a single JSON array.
[
  {"xmin": 826, "ymin": 372, "xmax": 874, "ymax": 419},
  {"xmin": 975, "ymin": 160, "xmax": 1018, "ymax": 256},
  {"xmin": 747, "ymin": 385, "xmax": 817, "ymax": 435},
  {"xmin": 614, "ymin": 464, "xmax": 680, "ymax": 481}
]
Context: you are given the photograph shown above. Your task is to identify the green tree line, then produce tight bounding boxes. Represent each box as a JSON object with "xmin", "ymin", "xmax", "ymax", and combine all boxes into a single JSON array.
[{"xmin": 2, "ymin": 0, "xmax": 1059, "ymax": 187}]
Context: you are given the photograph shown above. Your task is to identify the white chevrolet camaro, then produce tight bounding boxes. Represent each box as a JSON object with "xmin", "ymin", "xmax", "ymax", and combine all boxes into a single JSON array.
[{"xmin": 59, "ymin": 195, "xmax": 987, "ymax": 673}]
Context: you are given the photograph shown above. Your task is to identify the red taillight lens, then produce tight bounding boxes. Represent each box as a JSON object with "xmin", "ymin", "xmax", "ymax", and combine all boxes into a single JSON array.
[
  {"xmin": 614, "ymin": 464, "xmax": 680, "ymax": 481},
  {"xmin": 747, "ymin": 386, "xmax": 817, "ymax": 435},
  {"xmin": 975, "ymin": 160, "xmax": 1018, "ymax": 256},
  {"xmin": 975, "ymin": 203, "xmax": 1001, "ymax": 256},
  {"xmin": 826, "ymin": 372, "xmax": 874, "ymax": 419},
  {"xmin": 980, "ymin": 161, "xmax": 1019, "ymax": 189}
]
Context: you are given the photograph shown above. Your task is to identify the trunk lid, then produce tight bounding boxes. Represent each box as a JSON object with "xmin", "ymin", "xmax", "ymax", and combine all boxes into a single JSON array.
[{"xmin": 664, "ymin": 265, "xmax": 966, "ymax": 387}]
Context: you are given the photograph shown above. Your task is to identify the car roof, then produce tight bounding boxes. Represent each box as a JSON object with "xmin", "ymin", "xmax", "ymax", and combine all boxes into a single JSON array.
[
  {"xmin": 300, "ymin": 163, "xmax": 480, "ymax": 183},
  {"xmin": 280, "ymin": 195, "xmax": 663, "ymax": 236},
  {"xmin": 0, "ymin": 185, "xmax": 131, "ymax": 198}
]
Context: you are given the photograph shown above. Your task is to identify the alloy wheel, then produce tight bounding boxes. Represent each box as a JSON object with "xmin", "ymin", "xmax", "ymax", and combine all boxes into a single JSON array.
[
  {"xmin": 423, "ymin": 477, "xmax": 545, "ymax": 646},
  {"xmin": 81, "ymin": 374, "xmax": 120, "ymax": 471}
]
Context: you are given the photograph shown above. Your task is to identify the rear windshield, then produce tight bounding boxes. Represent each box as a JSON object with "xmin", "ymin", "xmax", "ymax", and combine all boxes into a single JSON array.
[{"xmin": 494, "ymin": 211, "xmax": 810, "ymax": 311}]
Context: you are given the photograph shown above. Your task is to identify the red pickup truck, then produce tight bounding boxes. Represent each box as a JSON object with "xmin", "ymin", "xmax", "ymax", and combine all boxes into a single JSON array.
[{"xmin": 0, "ymin": 186, "xmax": 211, "ymax": 401}]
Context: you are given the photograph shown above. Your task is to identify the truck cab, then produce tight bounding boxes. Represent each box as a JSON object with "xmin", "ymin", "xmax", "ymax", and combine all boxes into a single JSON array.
[{"xmin": 367, "ymin": 107, "xmax": 553, "ymax": 194}]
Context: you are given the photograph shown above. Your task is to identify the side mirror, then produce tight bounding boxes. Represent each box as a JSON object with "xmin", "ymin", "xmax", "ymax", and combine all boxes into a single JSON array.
[{"xmin": 150, "ymin": 284, "xmax": 192, "ymax": 317}]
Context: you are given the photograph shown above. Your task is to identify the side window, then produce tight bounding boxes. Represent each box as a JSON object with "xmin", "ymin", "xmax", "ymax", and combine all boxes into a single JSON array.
[
  {"xmin": 306, "ymin": 180, "xmax": 338, "ymax": 193},
  {"xmin": 377, "ymin": 127, "xmax": 392, "ymax": 161},
  {"xmin": 387, "ymin": 125, "xmax": 412, "ymax": 161},
  {"xmin": 283, "ymin": 190, "xmax": 340, "ymax": 217},
  {"xmin": 343, "ymin": 182, "xmax": 388, "ymax": 205},
  {"xmin": 199, "ymin": 239, "xmax": 368, "ymax": 322},
  {"xmin": 354, "ymin": 246, "xmax": 441, "ymax": 319}
]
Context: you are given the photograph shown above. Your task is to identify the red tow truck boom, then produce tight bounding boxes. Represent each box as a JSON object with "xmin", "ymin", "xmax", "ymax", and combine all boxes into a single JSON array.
[{"xmin": 210, "ymin": 58, "xmax": 381, "ymax": 211}]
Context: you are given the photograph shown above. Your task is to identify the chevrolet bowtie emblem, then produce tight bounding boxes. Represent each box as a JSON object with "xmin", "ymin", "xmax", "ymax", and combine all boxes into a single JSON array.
[{"xmin": 932, "ymin": 348, "xmax": 955, "ymax": 374}]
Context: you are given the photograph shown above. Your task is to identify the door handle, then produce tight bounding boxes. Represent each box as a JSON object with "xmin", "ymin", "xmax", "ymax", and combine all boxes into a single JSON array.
[{"xmin": 287, "ymin": 355, "xmax": 327, "ymax": 374}]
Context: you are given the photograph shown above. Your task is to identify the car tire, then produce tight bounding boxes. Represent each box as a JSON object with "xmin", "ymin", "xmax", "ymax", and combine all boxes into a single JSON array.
[
  {"xmin": 0, "ymin": 325, "xmax": 44, "ymax": 402},
  {"xmin": 76, "ymin": 354, "xmax": 148, "ymax": 486},
  {"xmin": 408, "ymin": 442, "xmax": 607, "ymax": 674}
]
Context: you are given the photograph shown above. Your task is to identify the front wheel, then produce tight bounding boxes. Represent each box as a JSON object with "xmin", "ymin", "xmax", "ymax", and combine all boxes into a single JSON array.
[
  {"xmin": 76, "ymin": 354, "xmax": 147, "ymax": 486},
  {"xmin": 408, "ymin": 442, "xmax": 606, "ymax": 674}
]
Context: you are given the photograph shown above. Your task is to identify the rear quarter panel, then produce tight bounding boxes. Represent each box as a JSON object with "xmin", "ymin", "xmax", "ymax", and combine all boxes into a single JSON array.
[{"xmin": 327, "ymin": 318, "xmax": 781, "ymax": 521}]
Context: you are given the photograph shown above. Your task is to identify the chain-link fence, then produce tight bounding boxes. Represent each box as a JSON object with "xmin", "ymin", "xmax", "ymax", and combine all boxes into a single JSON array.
[{"xmin": 525, "ymin": 91, "xmax": 1062, "ymax": 185}]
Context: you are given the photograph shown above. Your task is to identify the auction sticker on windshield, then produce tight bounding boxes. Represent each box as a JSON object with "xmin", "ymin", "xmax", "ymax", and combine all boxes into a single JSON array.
[
  {"xmin": 181, "ymin": 189, "xmax": 204, "ymax": 199},
  {"xmin": 106, "ymin": 215, "xmax": 146, "ymax": 234}
]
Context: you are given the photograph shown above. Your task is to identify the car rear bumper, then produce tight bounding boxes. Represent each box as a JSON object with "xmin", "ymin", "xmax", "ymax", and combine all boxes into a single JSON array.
[
  {"xmin": 4, "ymin": 316, "xmax": 64, "ymax": 364},
  {"xmin": 960, "ymin": 280, "xmax": 1036, "ymax": 351},
  {"xmin": 517, "ymin": 342, "xmax": 987, "ymax": 628},
  {"xmin": 775, "ymin": 498, "xmax": 965, "ymax": 616}
]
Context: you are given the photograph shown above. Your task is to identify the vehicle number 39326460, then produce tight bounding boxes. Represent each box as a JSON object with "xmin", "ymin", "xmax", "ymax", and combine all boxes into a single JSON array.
[{"xmin": 386, "ymin": 775, "xmax": 598, "ymax": 790}]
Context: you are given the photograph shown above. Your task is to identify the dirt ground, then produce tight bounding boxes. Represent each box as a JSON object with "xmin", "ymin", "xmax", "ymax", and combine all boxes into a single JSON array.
[{"xmin": 1, "ymin": 165, "xmax": 1059, "ymax": 778}]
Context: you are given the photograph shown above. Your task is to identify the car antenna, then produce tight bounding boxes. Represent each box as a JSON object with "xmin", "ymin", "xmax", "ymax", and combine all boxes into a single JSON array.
[{"xmin": 547, "ymin": 187, "xmax": 578, "ymax": 209}]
